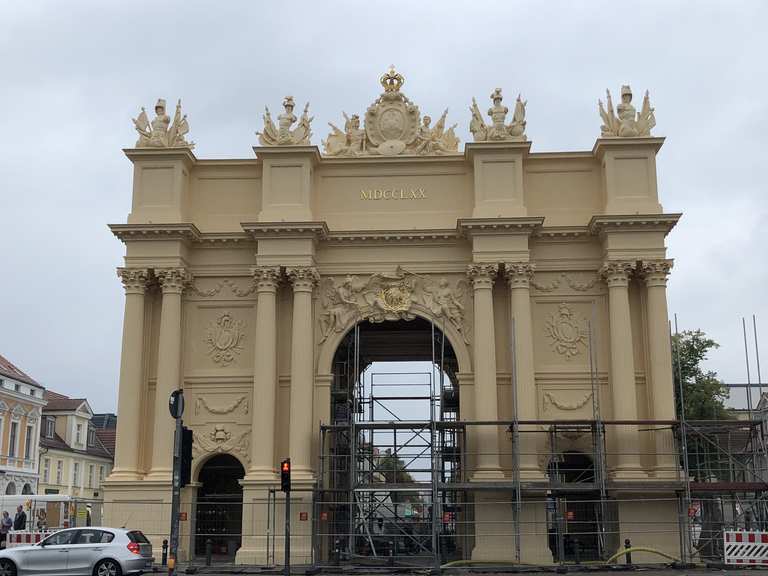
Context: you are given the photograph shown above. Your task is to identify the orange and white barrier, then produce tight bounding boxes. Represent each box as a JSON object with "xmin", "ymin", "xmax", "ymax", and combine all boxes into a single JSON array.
[
  {"xmin": 724, "ymin": 530, "xmax": 768, "ymax": 564},
  {"xmin": 5, "ymin": 531, "xmax": 53, "ymax": 548}
]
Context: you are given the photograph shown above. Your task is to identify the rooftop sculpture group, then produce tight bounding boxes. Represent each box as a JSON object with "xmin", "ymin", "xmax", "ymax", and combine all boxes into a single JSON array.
[
  {"xmin": 130, "ymin": 72, "xmax": 657, "ymax": 152},
  {"xmin": 132, "ymin": 98, "xmax": 194, "ymax": 149}
]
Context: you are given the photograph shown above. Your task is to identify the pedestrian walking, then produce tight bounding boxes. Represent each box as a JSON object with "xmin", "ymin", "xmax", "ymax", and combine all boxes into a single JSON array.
[
  {"xmin": 0, "ymin": 511, "xmax": 12, "ymax": 549},
  {"xmin": 13, "ymin": 506, "xmax": 26, "ymax": 531}
]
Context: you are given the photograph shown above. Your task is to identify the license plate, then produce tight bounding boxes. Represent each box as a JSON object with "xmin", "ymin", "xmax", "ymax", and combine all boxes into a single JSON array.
[{"xmin": 145, "ymin": 560, "xmax": 153, "ymax": 568}]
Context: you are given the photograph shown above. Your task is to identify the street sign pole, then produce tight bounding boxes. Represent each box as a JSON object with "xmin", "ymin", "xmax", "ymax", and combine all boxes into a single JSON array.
[{"xmin": 168, "ymin": 390, "xmax": 184, "ymax": 576}]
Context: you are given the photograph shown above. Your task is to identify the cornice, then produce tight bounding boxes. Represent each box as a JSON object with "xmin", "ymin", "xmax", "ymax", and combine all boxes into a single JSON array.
[
  {"xmin": 588, "ymin": 213, "xmax": 681, "ymax": 237},
  {"xmin": 533, "ymin": 226, "xmax": 591, "ymax": 241},
  {"xmin": 109, "ymin": 223, "xmax": 201, "ymax": 243},
  {"xmin": 252, "ymin": 145, "xmax": 322, "ymax": 164},
  {"xmin": 319, "ymin": 154, "xmax": 464, "ymax": 167},
  {"xmin": 592, "ymin": 136, "xmax": 665, "ymax": 159},
  {"xmin": 464, "ymin": 141, "xmax": 532, "ymax": 162},
  {"xmin": 241, "ymin": 221, "xmax": 329, "ymax": 240},
  {"xmin": 457, "ymin": 217, "xmax": 544, "ymax": 237},
  {"xmin": 325, "ymin": 228, "xmax": 460, "ymax": 244},
  {"xmin": 123, "ymin": 147, "xmax": 197, "ymax": 166}
]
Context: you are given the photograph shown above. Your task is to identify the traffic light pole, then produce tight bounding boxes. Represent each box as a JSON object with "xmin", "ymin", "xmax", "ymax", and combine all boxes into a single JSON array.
[
  {"xmin": 284, "ymin": 487, "xmax": 291, "ymax": 576},
  {"xmin": 169, "ymin": 415, "xmax": 182, "ymax": 575}
]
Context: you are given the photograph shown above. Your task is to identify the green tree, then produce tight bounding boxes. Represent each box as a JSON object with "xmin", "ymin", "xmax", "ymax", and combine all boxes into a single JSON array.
[{"xmin": 672, "ymin": 329, "xmax": 730, "ymax": 420}]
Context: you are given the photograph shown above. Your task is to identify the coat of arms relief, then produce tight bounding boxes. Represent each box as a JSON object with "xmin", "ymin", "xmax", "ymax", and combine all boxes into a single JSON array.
[
  {"xmin": 318, "ymin": 267, "xmax": 468, "ymax": 343},
  {"xmin": 322, "ymin": 66, "xmax": 459, "ymax": 157}
]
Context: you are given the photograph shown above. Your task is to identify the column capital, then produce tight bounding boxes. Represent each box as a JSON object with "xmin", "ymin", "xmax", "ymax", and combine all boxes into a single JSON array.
[
  {"xmin": 251, "ymin": 266, "xmax": 282, "ymax": 293},
  {"xmin": 503, "ymin": 262, "xmax": 535, "ymax": 289},
  {"xmin": 117, "ymin": 268, "xmax": 149, "ymax": 294},
  {"xmin": 155, "ymin": 267, "xmax": 192, "ymax": 294},
  {"xmin": 640, "ymin": 259, "xmax": 673, "ymax": 287},
  {"xmin": 466, "ymin": 263, "xmax": 498, "ymax": 290},
  {"xmin": 600, "ymin": 260, "xmax": 635, "ymax": 288},
  {"xmin": 286, "ymin": 266, "xmax": 320, "ymax": 292}
]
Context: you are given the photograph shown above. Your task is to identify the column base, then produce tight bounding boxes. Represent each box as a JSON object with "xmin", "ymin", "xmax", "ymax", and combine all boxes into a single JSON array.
[
  {"xmin": 611, "ymin": 467, "xmax": 649, "ymax": 481},
  {"xmin": 243, "ymin": 469, "xmax": 279, "ymax": 483},
  {"xmin": 106, "ymin": 470, "xmax": 143, "ymax": 482},
  {"xmin": 651, "ymin": 467, "xmax": 682, "ymax": 480},
  {"xmin": 471, "ymin": 468, "xmax": 505, "ymax": 482},
  {"xmin": 289, "ymin": 466, "xmax": 315, "ymax": 484},
  {"xmin": 144, "ymin": 470, "xmax": 172, "ymax": 482},
  {"xmin": 519, "ymin": 467, "xmax": 547, "ymax": 481}
]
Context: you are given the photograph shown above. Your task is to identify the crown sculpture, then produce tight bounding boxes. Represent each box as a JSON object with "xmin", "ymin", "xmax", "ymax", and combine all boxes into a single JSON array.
[
  {"xmin": 469, "ymin": 88, "xmax": 527, "ymax": 142},
  {"xmin": 599, "ymin": 85, "xmax": 656, "ymax": 137},
  {"xmin": 257, "ymin": 96, "xmax": 313, "ymax": 146},
  {"xmin": 323, "ymin": 66, "xmax": 459, "ymax": 156},
  {"xmin": 132, "ymin": 98, "xmax": 194, "ymax": 149}
]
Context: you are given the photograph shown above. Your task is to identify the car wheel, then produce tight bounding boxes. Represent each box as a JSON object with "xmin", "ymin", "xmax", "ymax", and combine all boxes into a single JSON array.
[
  {"xmin": 0, "ymin": 559, "xmax": 16, "ymax": 576},
  {"xmin": 94, "ymin": 559, "xmax": 122, "ymax": 576}
]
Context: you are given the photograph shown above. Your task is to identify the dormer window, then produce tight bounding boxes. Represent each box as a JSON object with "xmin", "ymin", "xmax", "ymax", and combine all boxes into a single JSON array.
[
  {"xmin": 45, "ymin": 418, "xmax": 55, "ymax": 438},
  {"xmin": 88, "ymin": 427, "xmax": 96, "ymax": 446},
  {"xmin": 76, "ymin": 423, "xmax": 83, "ymax": 445}
]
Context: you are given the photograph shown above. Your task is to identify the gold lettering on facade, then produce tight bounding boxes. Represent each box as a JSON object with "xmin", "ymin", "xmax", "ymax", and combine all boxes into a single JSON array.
[{"xmin": 359, "ymin": 188, "xmax": 427, "ymax": 200}]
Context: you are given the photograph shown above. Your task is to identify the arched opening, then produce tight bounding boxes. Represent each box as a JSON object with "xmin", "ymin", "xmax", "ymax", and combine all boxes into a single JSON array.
[
  {"xmin": 547, "ymin": 451, "xmax": 601, "ymax": 562},
  {"xmin": 323, "ymin": 317, "xmax": 463, "ymax": 564},
  {"xmin": 195, "ymin": 454, "xmax": 244, "ymax": 560},
  {"xmin": 5, "ymin": 482, "xmax": 16, "ymax": 495},
  {"xmin": 21, "ymin": 483, "xmax": 33, "ymax": 495}
]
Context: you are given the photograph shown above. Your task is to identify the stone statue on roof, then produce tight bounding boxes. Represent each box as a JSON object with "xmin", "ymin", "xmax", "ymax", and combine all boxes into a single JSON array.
[
  {"xmin": 258, "ymin": 96, "xmax": 313, "ymax": 146},
  {"xmin": 469, "ymin": 88, "xmax": 527, "ymax": 142},
  {"xmin": 599, "ymin": 85, "xmax": 656, "ymax": 137},
  {"xmin": 132, "ymin": 98, "xmax": 194, "ymax": 149}
]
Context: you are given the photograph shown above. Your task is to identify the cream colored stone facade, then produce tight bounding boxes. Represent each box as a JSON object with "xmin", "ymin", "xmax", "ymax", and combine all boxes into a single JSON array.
[{"xmin": 105, "ymin": 71, "xmax": 681, "ymax": 564}]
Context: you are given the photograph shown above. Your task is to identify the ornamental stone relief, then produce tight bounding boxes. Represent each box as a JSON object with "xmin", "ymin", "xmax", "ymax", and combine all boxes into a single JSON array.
[
  {"xmin": 205, "ymin": 312, "xmax": 246, "ymax": 365},
  {"xmin": 542, "ymin": 391, "xmax": 593, "ymax": 412},
  {"xmin": 192, "ymin": 426, "xmax": 250, "ymax": 463},
  {"xmin": 530, "ymin": 272, "xmax": 601, "ymax": 294},
  {"xmin": 195, "ymin": 395, "xmax": 249, "ymax": 416},
  {"xmin": 190, "ymin": 278, "xmax": 257, "ymax": 298},
  {"xmin": 318, "ymin": 267, "xmax": 469, "ymax": 343},
  {"xmin": 544, "ymin": 303, "xmax": 588, "ymax": 360}
]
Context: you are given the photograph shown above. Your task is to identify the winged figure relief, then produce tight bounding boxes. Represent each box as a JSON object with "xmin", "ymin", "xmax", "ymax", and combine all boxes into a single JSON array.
[{"xmin": 258, "ymin": 96, "xmax": 313, "ymax": 146}]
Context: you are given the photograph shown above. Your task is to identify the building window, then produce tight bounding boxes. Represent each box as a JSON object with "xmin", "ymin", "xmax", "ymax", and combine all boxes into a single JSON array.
[
  {"xmin": 43, "ymin": 458, "xmax": 50, "ymax": 483},
  {"xmin": 73, "ymin": 462, "xmax": 80, "ymax": 486},
  {"xmin": 45, "ymin": 418, "xmax": 55, "ymax": 438},
  {"xmin": 88, "ymin": 427, "xmax": 96, "ymax": 446},
  {"xmin": 14, "ymin": 384, "xmax": 20, "ymax": 392},
  {"xmin": 8, "ymin": 422, "xmax": 18, "ymax": 458},
  {"xmin": 76, "ymin": 423, "xmax": 83, "ymax": 445},
  {"xmin": 24, "ymin": 426, "xmax": 33, "ymax": 460},
  {"xmin": 87, "ymin": 464, "xmax": 94, "ymax": 488},
  {"xmin": 99, "ymin": 466, "xmax": 105, "ymax": 483},
  {"xmin": 56, "ymin": 460, "xmax": 63, "ymax": 484}
]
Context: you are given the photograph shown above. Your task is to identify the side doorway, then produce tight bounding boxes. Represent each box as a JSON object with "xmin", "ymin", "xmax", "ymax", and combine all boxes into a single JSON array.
[{"xmin": 195, "ymin": 454, "xmax": 244, "ymax": 561}]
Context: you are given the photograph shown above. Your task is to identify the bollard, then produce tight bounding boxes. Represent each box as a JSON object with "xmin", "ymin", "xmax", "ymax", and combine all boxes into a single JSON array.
[
  {"xmin": 573, "ymin": 538, "xmax": 581, "ymax": 564},
  {"xmin": 388, "ymin": 541, "xmax": 394, "ymax": 566},
  {"xmin": 205, "ymin": 538, "xmax": 213, "ymax": 566},
  {"xmin": 161, "ymin": 539, "xmax": 168, "ymax": 566},
  {"xmin": 333, "ymin": 539, "xmax": 340, "ymax": 566},
  {"xmin": 624, "ymin": 538, "xmax": 632, "ymax": 565}
]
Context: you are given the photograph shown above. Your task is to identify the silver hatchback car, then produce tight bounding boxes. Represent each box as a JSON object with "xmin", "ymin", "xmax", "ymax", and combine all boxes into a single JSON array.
[{"xmin": 0, "ymin": 527, "xmax": 154, "ymax": 576}]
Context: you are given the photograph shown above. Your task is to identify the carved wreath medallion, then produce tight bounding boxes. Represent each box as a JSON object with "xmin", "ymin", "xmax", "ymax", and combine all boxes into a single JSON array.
[
  {"xmin": 544, "ymin": 304, "xmax": 587, "ymax": 360},
  {"xmin": 205, "ymin": 312, "xmax": 246, "ymax": 365}
]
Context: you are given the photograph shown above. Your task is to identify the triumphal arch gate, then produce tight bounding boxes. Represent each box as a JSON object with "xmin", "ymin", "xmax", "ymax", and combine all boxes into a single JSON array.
[{"xmin": 105, "ymin": 69, "xmax": 681, "ymax": 565}]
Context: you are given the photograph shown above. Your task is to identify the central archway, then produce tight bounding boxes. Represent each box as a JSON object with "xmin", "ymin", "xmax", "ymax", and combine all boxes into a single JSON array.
[
  {"xmin": 322, "ymin": 317, "xmax": 465, "ymax": 564},
  {"xmin": 195, "ymin": 454, "xmax": 245, "ymax": 559}
]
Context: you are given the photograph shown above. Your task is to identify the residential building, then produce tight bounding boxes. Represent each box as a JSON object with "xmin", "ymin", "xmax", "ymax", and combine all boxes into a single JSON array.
[
  {"xmin": 38, "ymin": 392, "xmax": 113, "ymax": 498},
  {"xmin": 0, "ymin": 354, "xmax": 46, "ymax": 494}
]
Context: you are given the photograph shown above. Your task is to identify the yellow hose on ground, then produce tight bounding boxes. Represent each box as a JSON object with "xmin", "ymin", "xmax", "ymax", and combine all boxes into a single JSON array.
[{"xmin": 604, "ymin": 546, "xmax": 680, "ymax": 565}]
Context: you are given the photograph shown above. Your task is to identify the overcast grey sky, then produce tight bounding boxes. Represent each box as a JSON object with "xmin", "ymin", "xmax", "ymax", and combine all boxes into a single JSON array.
[{"xmin": 0, "ymin": 1, "xmax": 766, "ymax": 412}]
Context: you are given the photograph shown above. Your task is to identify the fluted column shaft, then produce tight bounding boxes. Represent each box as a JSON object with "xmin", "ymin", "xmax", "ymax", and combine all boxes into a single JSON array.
[
  {"xmin": 602, "ymin": 261, "xmax": 644, "ymax": 478},
  {"xmin": 148, "ymin": 267, "xmax": 190, "ymax": 480},
  {"xmin": 642, "ymin": 259, "xmax": 677, "ymax": 476},
  {"xmin": 248, "ymin": 267, "xmax": 281, "ymax": 480},
  {"xmin": 288, "ymin": 267, "xmax": 319, "ymax": 482},
  {"xmin": 467, "ymin": 264, "xmax": 504, "ymax": 480},
  {"xmin": 504, "ymin": 263, "xmax": 545, "ymax": 479},
  {"xmin": 111, "ymin": 268, "xmax": 148, "ymax": 480}
]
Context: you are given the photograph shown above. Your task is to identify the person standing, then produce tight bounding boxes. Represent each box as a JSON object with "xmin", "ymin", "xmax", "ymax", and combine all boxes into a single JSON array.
[
  {"xmin": 13, "ymin": 506, "xmax": 26, "ymax": 531},
  {"xmin": 0, "ymin": 511, "xmax": 13, "ymax": 548}
]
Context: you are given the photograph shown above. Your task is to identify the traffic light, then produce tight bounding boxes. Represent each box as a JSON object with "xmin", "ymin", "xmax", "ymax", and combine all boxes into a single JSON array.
[
  {"xmin": 280, "ymin": 459, "xmax": 291, "ymax": 492},
  {"xmin": 180, "ymin": 426, "xmax": 193, "ymax": 488}
]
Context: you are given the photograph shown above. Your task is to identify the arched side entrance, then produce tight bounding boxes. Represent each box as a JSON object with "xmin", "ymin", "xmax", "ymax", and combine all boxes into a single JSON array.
[
  {"xmin": 320, "ymin": 317, "xmax": 465, "ymax": 564},
  {"xmin": 195, "ymin": 454, "xmax": 245, "ymax": 559}
]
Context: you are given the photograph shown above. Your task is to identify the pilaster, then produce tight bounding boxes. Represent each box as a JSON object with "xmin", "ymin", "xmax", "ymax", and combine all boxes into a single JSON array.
[{"xmin": 465, "ymin": 141, "xmax": 531, "ymax": 218}]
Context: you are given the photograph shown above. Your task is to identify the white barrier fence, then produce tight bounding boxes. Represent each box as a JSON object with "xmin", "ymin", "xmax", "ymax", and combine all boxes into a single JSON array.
[
  {"xmin": 724, "ymin": 530, "xmax": 768, "ymax": 565},
  {"xmin": 5, "ymin": 531, "xmax": 54, "ymax": 548}
]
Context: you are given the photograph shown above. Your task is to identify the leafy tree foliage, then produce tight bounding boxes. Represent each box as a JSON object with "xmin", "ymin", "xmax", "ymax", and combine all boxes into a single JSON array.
[{"xmin": 672, "ymin": 329, "xmax": 730, "ymax": 420}]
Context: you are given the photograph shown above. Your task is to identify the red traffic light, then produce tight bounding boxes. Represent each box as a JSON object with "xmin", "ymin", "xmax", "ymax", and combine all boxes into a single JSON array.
[
  {"xmin": 280, "ymin": 458, "xmax": 291, "ymax": 492},
  {"xmin": 281, "ymin": 461, "xmax": 290, "ymax": 473}
]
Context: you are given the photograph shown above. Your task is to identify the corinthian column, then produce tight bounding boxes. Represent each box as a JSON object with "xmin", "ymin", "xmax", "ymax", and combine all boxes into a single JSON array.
[
  {"xmin": 147, "ymin": 267, "xmax": 191, "ymax": 480},
  {"xmin": 111, "ymin": 268, "xmax": 149, "ymax": 480},
  {"xmin": 641, "ymin": 259, "xmax": 678, "ymax": 477},
  {"xmin": 601, "ymin": 261, "xmax": 645, "ymax": 479},
  {"xmin": 247, "ymin": 266, "xmax": 281, "ymax": 480},
  {"xmin": 287, "ymin": 266, "xmax": 320, "ymax": 482},
  {"xmin": 504, "ymin": 263, "xmax": 545, "ymax": 480},
  {"xmin": 467, "ymin": 263, "xmax": 504, "ymax": 480}
]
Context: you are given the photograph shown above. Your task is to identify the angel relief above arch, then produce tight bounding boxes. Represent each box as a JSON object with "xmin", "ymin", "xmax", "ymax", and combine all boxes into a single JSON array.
[
  {"xmin": 322, "ymin": 66, "xmax": 459, "ymax": 157},
  {"xmin": 318, "ymin": 268, "xmax": 469, "ymax": 344}
]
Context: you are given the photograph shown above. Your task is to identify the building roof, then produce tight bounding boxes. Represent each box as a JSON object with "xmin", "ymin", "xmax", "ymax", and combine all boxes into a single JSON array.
[
  {"xmin": 94, "ymin": 428, "xmax": 116, "ymax": 457},
  {"xmin": 0, "ymin": 353, "xmax": 41, "ymax": 387},
  {"xmin": 43, "ymin": 390, "xmax": 90, "ymax": 413},
  {"xmin": 40, "ymin": 429, "xmax": 113, "ymax": 461}
]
